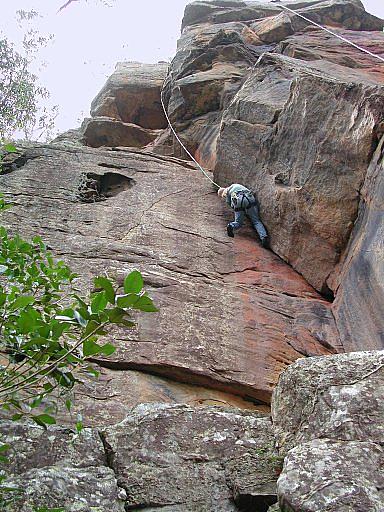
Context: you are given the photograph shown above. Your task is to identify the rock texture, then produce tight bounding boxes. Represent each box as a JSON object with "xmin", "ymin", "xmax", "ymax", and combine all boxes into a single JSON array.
[
  {"xmin": 214, "ymin": 52, "xmax": 384, "ymax": 292},
  {"xmin": 0, "ymin": 407, "xmax": 282, "ymax": 511},
  {"xmin": 0, "ymin": 422, "xmax": 125, "ymax": 511},
  {"xmin": 91, "ymin": 62, "xmax": 168, "ymax": 129},
  {"xmin": 272, "ymin": 350, "xmax": 384, "ymax": 511},
  {"xmin": 1, "ymin": 0, "xmax": 384, "ymax": 510},
  {"xmin": 102, "ymin": 404, "xmax": 280, "ymax": 511},
  {"xmin": 1, "ymin": 143, "xmax": 339, "ymax": 407},
  {"xmin": 162, "ymin": 0, "xmax": 384, "ymax": 296},
  {"xmin": 83, "ymin": 62, "xmax": 168, "ymax": 150},
  {"xmin": 332, "ymin": 135, "xmax": 384, "ymax": 350},
  {"xmin": 279, "ymin": 439, "xmax": 384, "ymax": 511}
]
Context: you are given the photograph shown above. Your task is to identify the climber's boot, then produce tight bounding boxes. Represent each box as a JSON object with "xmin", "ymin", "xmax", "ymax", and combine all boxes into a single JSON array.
[
  {"xmin": 227, "ymin": 224, "xmax": 234, "ymax": 238},
  {"xmin": 261, "ymin": 236, "xmax": 269, "ymax": 248}
]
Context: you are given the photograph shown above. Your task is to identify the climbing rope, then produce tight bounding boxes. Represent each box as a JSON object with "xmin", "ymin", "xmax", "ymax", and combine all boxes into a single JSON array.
[
  {"xmin": 160, "ymin": 89, "xmax": 221, "ymax": 189},
  {"xmin": 278, "ymin": 4, "xmax": 384, "ymax": 64},
  {"xmin": 160, "ymin": 4, "xmax": 384, "ymax": 188}
]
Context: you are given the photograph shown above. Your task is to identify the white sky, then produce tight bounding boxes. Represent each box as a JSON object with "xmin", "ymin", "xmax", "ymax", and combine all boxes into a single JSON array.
[{"xmin": 1, "ymin": 0, "xmax": 383, "ymax": 137}]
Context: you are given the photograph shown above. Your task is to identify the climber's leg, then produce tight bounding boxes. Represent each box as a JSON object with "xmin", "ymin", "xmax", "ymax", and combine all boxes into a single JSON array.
[
  {"xmin": 247, "ymin": 205, "xmax": 268, "ymax": 245},
  {"xmin": 227, "ymin": 210, "xmax": 245, "ymax": 237}
]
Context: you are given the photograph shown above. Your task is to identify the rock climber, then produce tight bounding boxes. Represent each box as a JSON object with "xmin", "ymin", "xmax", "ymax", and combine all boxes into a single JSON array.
[{"xmin": 217, "ymin": 184, "xmax": 269, "ymax": 247}]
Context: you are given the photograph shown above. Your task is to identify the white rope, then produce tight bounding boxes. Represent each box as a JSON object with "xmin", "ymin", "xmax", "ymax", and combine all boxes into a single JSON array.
[
  {"xmin": 160, "ymin": 89, "xmax": 221, "ymax": 189},
  {"xmin": 279, "ymin": 4, "xmax": 384, "ymax": 64}
]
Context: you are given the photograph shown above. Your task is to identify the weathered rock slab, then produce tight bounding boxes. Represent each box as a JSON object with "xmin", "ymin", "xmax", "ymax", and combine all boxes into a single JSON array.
[
  {"xmin": 90, "ymin": 61, "xmax": 168, "ymax": 129},
  {"xmin": 4, "ymin": 466, "xmax": 125, "ymax": 512},
  {"xmin": 103, "ymin": 403, "xmax": 279, "ymax": 511},
  {"xmin": 0, "ymin": 422, "xmax": 125, "ymax": 511},
  {"xmin": 278, "ymin": 439, "xmax": 384, "ymax": 512},
  {"xmin": 272, "ymin": 350, "xmax": 384, "ymax": 453},
  {"xmin": 0, "ymin": 144, "xmax": 339, "ymax": 406},
  {"xmin": 213, "ymin": 52, "xmax": 384, "ymax": 292}
]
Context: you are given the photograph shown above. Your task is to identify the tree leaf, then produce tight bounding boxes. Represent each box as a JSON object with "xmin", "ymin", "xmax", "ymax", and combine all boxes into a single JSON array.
[
  {"xmin": 132, "ymin": 295, "xmax": 159, "ymax": 313},
  {"xmin": 116, "ymin": 294, "xmax": 139, "ymax": 308},
  {"xmin": 100, "ymin": 343, "xmax": 115, "ymax": 356},
  {"xmin": 124, "ymin": 270, "xmax": 143, "ymax": 294},
  {"xmin": 83, "ymin": 339, "xmax": 103, "ymax": 357},
  {"xmin": 91, "ymin": 290, "xmax": 107, "ymax": 314},
  {"xmin": 33, "ymin": 413, "xmax": 56, "ymax": 425},
  {"xmin": 94, "ymin": 276, "xmax": 115, "ymax": 304},
  {"xmin": 3, "ymin": 143, "xmax": 17, "ymax": 153},
  {"xmin": 9, "ymin": 295, "xmax": 35, "ymax": 310}
]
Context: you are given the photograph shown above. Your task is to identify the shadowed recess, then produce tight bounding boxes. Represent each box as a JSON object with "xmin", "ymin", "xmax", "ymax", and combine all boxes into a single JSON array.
[{"xmin": 77, "ymin": 171, "xmax": 134, "ymax": 202}]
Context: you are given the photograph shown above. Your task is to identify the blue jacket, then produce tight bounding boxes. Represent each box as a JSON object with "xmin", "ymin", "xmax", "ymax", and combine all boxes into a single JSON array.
[{"xmin": 226, "ymin": 184, "xmax": 251, "ymax": 208}]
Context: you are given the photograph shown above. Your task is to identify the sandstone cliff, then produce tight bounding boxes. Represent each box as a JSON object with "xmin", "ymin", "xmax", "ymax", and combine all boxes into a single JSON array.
[{"xmin": 0, "ymin": 0, "xmax": 383, "ymax": 510}]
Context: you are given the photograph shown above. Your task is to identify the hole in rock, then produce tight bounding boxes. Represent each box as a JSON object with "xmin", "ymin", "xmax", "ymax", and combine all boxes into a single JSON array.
[
  {"xmin": 0, "ymin": 153, "xmax": 38, "ymax": 174},
  {"xmin": 236, "ymin": 493, "xmax": 277, "ymax": 512},
  {"xmin": 320, "ymin": 283, "xmax": 335, "ymax": 303},
  {"xmin": 77, "ymin": 172, "xmax": 134, "ymax": 203}
]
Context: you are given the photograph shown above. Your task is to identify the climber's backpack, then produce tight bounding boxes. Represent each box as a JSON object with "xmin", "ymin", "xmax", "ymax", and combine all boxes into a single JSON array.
[{"xmin": 230, "ymin": 189, "xmax": 256, "ymax": 211}]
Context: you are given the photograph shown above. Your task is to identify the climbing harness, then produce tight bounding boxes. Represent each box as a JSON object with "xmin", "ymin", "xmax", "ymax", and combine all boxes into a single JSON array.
[
  {"xmin": 278, "ymin": 5, "xmax": 384, "ymax": 64},
  {"xmin": 230, "ymin": 190, "xmax": 257, "ymax": 211},
  {"xmin": 160, "ymin": 89, "xmax": 221, "ymax": 189},
  {"xmin": 160, "ymin": 5, "xmax": 384, "ymax": 189}
]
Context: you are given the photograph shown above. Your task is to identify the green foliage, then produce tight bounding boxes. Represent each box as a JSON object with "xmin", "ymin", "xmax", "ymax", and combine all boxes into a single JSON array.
[
  {"xmin": 0, "ymin": 10, "xmax": 57, "ymax": 141},
  {"xmin": 0, "ymin": 213, "xmax": 158, "ymax": 425}
]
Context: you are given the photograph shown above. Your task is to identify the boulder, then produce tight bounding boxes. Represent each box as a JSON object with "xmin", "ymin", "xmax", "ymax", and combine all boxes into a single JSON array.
[
  {"xmin": 278, "ymin": 439, "xmax": 384, "ymax": 511},
  {"xmin": 81, "ymin": 116, "xmax": 160, "ymax": 148},
  {"xmin": 213, "ymin": 52, "xmax": 384, "ymax": 292},
  {"xmin": 103, "ymin": 403, "xmax": 279, "ymax": 511},
  {"xmin": 4, "ymin": 466, "xmax": 126, "ymax": 512},
  {"xmin": 272, "ymin": 350, "xmax": 384, "ymax": 510},
  {"xmin": 272, "ymin": 350, "xmax": 384, "ymax": 452},
  {"xmin": 0, "ymin": 422, "xmax": 125, "ymax": 511},
  {"xmin": 0, "ymin": 422, "xmax": 105, "ymax": 473},
  {"xmin": 90, "ymin": 61, "xmax": 168, "ymax": 129}
]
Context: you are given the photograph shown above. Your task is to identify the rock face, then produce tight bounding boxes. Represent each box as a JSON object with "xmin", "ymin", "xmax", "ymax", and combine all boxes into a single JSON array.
[
  {"xmin": 162, "ymin": 0, "xmax": 384, "ymax": 296},
  {"xmin": 272, "ymin": 351, "xmax": 384, "ymax": 510},
  {"xmin": 0, "ymin": 408, "xmax": 282, "ymax": 511},
  {"xmin": 0, "ymin": 143, "xmax": 338, "ymax": 409},
  {"xmin": 103, "ymin": 404, "xmax": 280, "ymax": 511},
  {"xmin": 0, "ymin": 422, "xmax": 125, "ymax": 511},
  {"xmin": 1, "ymin": 0, "xmax": 384, "ymax": 510},
  {"xmin": 332, "ymin": 136, "xmax": 384, "ymax": 351},
  {"xmin": 214, "ymin": 52, "xmax": 384, "ymax": 292},
  {"xmin": 83, "ymin": 62, "xmax": 168, "ymax": 149},
  {"xmin": 91, "ymin": 62, "xmax": 168, "ymax": 129}
]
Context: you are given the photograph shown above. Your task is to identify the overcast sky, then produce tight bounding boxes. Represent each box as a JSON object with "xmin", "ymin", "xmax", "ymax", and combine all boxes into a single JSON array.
[{"xmin": 1, "ymin": 0, "xmax": 383, "ymax": 137}]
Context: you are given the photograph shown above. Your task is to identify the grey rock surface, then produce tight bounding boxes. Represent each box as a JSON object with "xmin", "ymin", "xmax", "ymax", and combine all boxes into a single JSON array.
[
  {"xmin": 103, "ymin": 403, "xmax": 278, "ymax": 511},
  {"xmin": 278, "ymin": 439, "xmax": 384, "ymax": 511},
  {"xmin": 272, "ymin": 350, "xmax": 384, "ymax": 511},
  {"xmin": 272, "ymin": 350, "xmax": 384, "ymax": 452},
  {"xmin": 0, "ymin": 423, "xmax": 125, "ymax": 511},
  {"xmin": 4, "ymin": 466, "xmax": 126, "ymax": 512}
]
